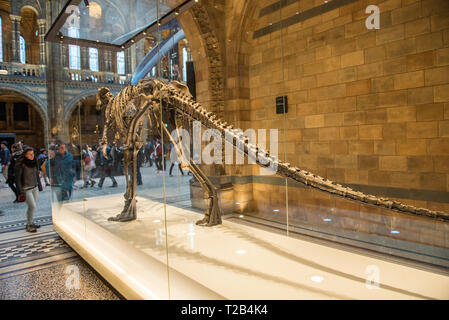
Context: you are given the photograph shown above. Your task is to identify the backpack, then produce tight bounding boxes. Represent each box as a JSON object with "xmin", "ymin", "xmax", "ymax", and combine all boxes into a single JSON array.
[
  {"xmin": 83, "ymin": 151, "xmax": 91, "ymax": 166},
  {"xmin": 155, "ymin": 144, "xmax": 162, "ymax": 157}
]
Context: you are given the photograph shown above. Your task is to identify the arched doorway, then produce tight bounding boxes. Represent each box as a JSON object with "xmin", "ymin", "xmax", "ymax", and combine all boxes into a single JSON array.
[
  {"xmin": 67, "ymin": 96, "xmax": 103, "ymax": 148},
  {"xmin": 0, "ymin": 92, "xmax": 45, "ymax": 149}
]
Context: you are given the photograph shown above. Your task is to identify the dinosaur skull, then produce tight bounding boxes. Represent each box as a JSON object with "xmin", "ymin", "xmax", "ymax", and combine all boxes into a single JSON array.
[{"xmin": 96, "ymin": 87, "xmax": 114, "ymax": 111}]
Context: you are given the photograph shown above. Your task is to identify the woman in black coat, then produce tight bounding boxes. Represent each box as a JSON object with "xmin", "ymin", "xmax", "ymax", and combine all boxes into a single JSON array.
[{"xmin": 15, "ymin": 147, "xmax": 43, "ymax": 233}]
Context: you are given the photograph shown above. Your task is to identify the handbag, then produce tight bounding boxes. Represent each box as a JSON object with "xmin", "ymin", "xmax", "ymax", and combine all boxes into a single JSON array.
[{"xmin": 17, "ymin": 194, "xmax": 26, "ymax": 202}]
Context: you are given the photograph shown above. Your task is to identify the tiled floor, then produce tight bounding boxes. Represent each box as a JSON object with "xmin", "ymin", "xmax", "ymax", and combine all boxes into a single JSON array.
[
  {"xmin": 0, "ymin": 164, "xmax": 187, "ymax": 300},
  {"xmin": 0, "ymin": 220, "xmax": 121, "ymax": 300}
]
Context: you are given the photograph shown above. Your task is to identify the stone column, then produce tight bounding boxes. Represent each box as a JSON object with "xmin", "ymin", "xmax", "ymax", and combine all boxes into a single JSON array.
[
  {"xmin": 9, "ymin": 15, "xmax": 21, "ymax": 63},
  {"xmin": 104, "ymin": 50, "xmax": 112, "ymax": 72},
  {"xmin": 37, "ymin": 19, "xmax": 47, "ymax": 65},
  {"xmin": 125, "ymin": 47, "xmax": 132, "ymax": 75},
  {"xmin": 80, "ymin": 47, "xmax": 89, "ymax": 70},
  {"xmin": 103, "ymin": 32, "xmax": 113, "ymax": 72},
  {"xmin": 61, "ymin": 44, "xmax": 68, "ymax": 68},
  {"xmin": 136, "ymin": 40, "xmax": 145, "ymax": 67}
]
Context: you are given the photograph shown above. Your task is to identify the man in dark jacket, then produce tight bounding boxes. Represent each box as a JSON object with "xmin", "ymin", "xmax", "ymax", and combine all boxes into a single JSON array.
[
  {"xmin": 97, "ymin": 143, "xmax": 117, "ymax": 188},
  {"xmin": 49, "ymin": 142, "xmax": 74, "ymax": 202},
  {"xmin": 137, "ymin": 146, "xmax": 144, "ymax": 186},
  {"xmin": 0, "ymin": 140, "xmax": 11, "ymax": 185}
]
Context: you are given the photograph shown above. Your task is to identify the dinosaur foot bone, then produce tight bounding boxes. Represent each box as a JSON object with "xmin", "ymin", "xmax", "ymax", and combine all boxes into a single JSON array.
[
  {"xmin": 196, "ymin": 197, "xmax": 222, "ymax": 227},
  {"xmin": 108, "ymin": 199, "xmax": 137, "ymax": 222}
]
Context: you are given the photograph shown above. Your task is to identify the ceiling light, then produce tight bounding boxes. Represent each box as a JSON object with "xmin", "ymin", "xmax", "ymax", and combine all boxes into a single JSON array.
[
  {"xmin": 323, "ymin": 218, "xmax": 332, "ymax": 222},
  {"xmin": 391, "ymin": 230, "xmax": 400, "ymax": 234},
  {"xmin": 239, "ymin": 215, "xmax": 244, "ymax": 218},
  {"xmin": 175, "ymin": 8, "xmax": 180, "ymax": 15},
  {"xmin": 273, "ymin": 209, "xmax": 280, "ymax": 212},
  {"xmin": 311, "ymin": 276, "xmax": 324, "ymax": 283},
  {"xmin": 236, "ymin": 250, "xmax": 246, "ymax": 255}
]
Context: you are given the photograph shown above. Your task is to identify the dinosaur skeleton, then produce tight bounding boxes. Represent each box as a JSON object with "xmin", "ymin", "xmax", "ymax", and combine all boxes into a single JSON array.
[{"xmin": 96, "ymin": 79, "xmax": 449, "ymax": 226}]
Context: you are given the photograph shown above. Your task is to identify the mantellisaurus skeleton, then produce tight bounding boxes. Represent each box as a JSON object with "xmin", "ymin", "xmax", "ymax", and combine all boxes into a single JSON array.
[{"xmin": 96, "ymin": 79, "xmax": 449, "ymax": 226}]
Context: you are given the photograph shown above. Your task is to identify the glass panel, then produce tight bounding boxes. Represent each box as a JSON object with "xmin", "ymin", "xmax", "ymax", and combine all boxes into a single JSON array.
[
  {"xmin": 46, "ymin": 0, "xmax": 449, "ymax": 300},
  {"xmin": 57, "ymin": 0, "xmax": 185, "ymax": 45}
]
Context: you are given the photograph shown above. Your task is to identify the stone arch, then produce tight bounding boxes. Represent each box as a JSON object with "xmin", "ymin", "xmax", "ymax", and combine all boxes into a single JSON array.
[
  {"xmin": 176, "ymin": 2, "xmax": 225, "ymax": 117},
  {"xmin": 20, "ymin": 5, "xmax": 39, "ymax": 17},
  {"xmin": 12, "ymin": 0, "xmax": 44, "ymax": 19},
  {"xmin": 227, "ymin": 1, "xmax": 259, "ymax": 94},
  {"xmin": 63, "ymin": 89, "xmax": 100, "ymax": 125},
  {"xmin": 0, "ymin": 83, "xmax": 49, "ymax": 146}
]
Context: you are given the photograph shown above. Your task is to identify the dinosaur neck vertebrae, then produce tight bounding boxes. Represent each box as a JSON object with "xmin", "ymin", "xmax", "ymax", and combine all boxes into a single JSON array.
[{"xmin": 148, "ymin": 79, "xmax": 448, "ymax": 223}]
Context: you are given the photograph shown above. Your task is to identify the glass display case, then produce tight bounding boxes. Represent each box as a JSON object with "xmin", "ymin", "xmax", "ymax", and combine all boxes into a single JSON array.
[{"xmin": 46, "ymin": 0, "xmax": 449, "ymax": 300}]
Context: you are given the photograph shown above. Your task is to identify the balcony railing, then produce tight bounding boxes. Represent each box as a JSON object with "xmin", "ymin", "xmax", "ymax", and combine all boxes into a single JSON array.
[
  {"xmin": 0, "ymin": 61, "xmax": 45, "ymax": 78},
  {"xmin": 64, "ymin": 68, "xmax": 132, "ymax": 85}
]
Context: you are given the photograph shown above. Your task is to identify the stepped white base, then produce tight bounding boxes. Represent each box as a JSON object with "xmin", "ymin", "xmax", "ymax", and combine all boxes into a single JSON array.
[{"xmin": 53, "ymin": 194, "xmax": 449, "ymax": 300}]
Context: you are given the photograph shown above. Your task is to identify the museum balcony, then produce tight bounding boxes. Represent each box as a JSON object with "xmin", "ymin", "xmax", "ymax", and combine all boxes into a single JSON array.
[
  {"xmin": 0, "ymin": 61, "xmax": 45, "ymax": 79},
  {"xmin": 64, "ymin": 68, "xmax": 132, "ymax": 85}
]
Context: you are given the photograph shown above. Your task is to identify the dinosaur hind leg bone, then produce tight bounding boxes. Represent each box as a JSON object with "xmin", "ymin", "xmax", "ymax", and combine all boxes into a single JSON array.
[
  {"xmin": 161, "ymin": 123, "xmax": 222, "ymax": 226},
  {"xmin": 108, "ymin": 147, "xmax": 138, "ymax": 222}
]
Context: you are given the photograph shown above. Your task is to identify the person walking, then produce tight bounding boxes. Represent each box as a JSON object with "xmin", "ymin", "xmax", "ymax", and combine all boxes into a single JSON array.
[
  {"xmin": 97, "ymin": 143, "xmax": 117, "ymax": 188},
  {"xmin": 169, "ymin": 139, "xmax": 185, "ymax": 177},
  {"xmin": 153, "ymin": 139, "xmax": 163, "ymax": 173},
  {"xmin": 49, "ymin": 142, "xmax": 75, "ymax": 202},
  {"xmin": 15, "ymin": 147, "xmax": 43, "ymax": 233},
  {"xmin": 144, "ymin": 140, "xmax": 154, "ymax": 167},
  {"xmin": 0, "ymin": 141, "xmax": 11, "ymax": 187},
  {"xmin": 7, "ymin": 143, "xmax": 23, "ymax": 202},
  {"xmin": 37, "ymin": 148, "xmax": 50, "ymax": 186},
  {"xmin": 82, "ymin": 144, "xmax": 96, "ymax": 188},
  {"xmin": 137, "ymin": 146, "xmax": 144, "ymax": 185}
]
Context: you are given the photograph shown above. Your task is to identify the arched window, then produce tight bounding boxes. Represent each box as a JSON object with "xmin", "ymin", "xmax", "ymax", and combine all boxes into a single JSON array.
[
  {"xmin": 19, "ymin": 36, "xmax": 26, "ymax": 64},
  {"xmin": 0, "ymin": 16, "xmax": 3, "ymax": 62},
  {"xmin": 89, "ymin": 48, "xmax": 99, "ymax": 72},
  {"xmin": 68, "ymin": 27, "xmax": 80, "ymax": 70},
  {"xmin": 117, "ymin": 51, "xmax": 125, "ymax": 75}
]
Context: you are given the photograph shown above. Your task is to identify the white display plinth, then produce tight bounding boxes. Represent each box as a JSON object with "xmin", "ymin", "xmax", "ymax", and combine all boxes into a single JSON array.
[{"xmin": 53, "ymin": 194, "xmax": 449, "ymax": 300}]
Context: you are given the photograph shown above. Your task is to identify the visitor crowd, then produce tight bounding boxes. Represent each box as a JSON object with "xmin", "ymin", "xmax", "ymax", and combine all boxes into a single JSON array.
[{"xmin": 0, "ymin": 137, "xmax": 190, "ymax": 233}]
